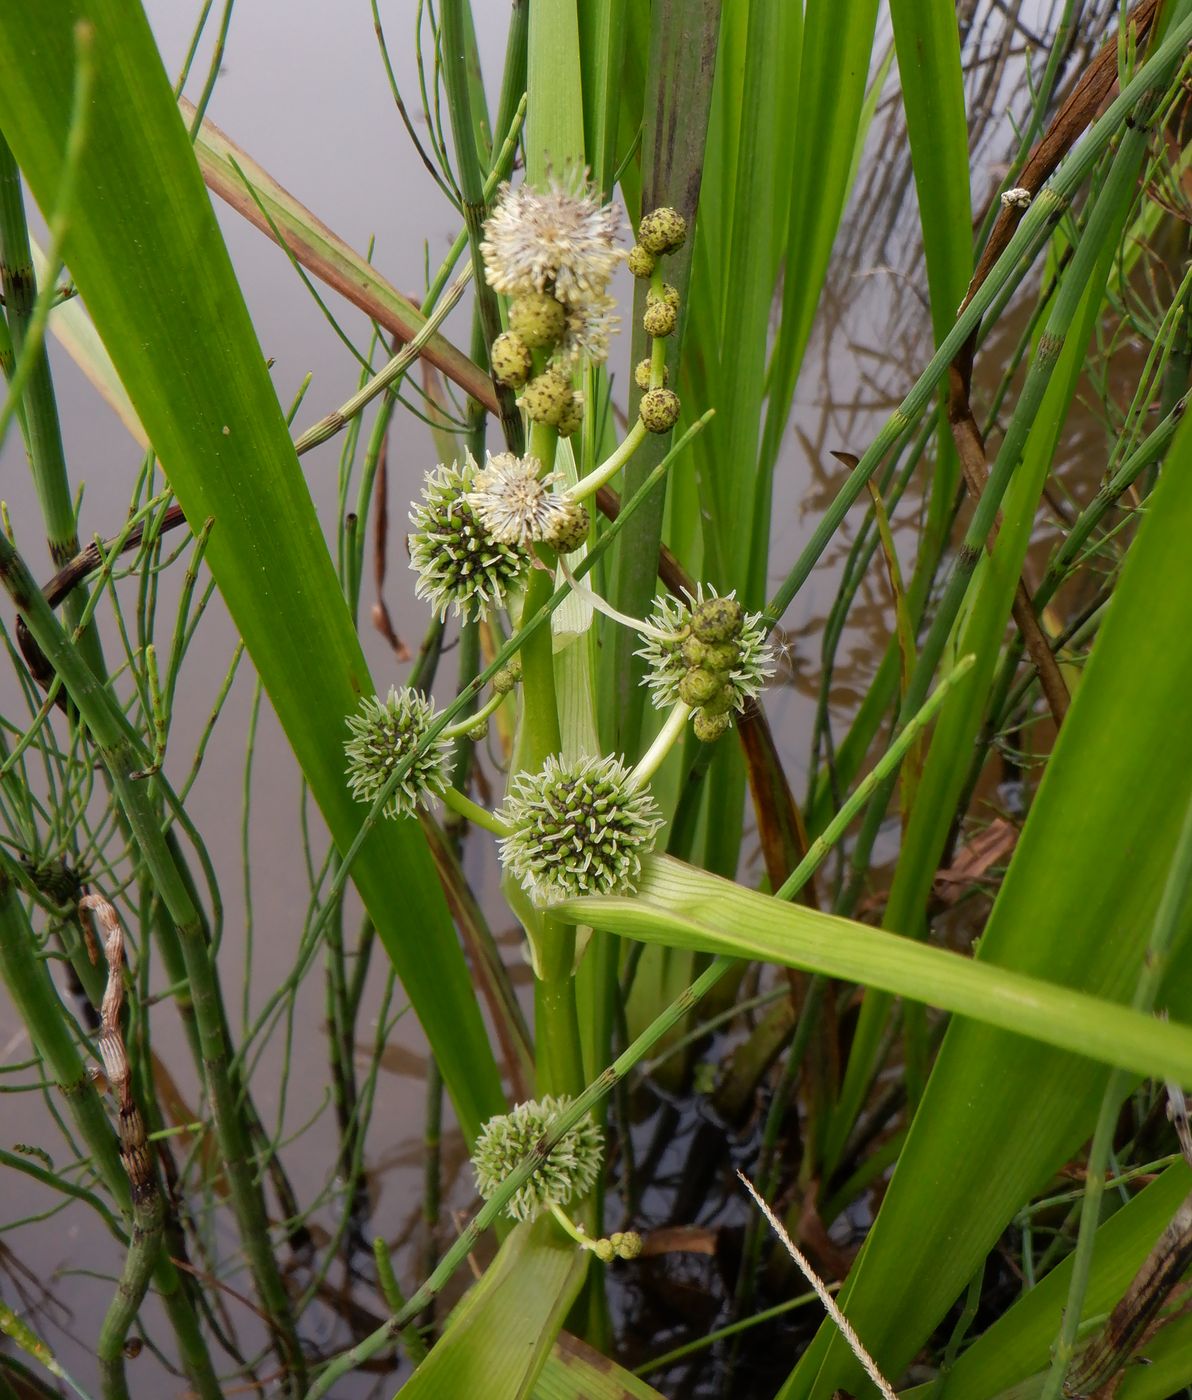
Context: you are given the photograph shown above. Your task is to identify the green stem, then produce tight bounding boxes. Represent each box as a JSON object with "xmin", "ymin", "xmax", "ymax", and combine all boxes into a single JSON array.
[
  {"xmin": 0, "ymin": 536, "xmax": 305, "ymax": 1393},
  {"xmin": 0, "ymin": 866, "xmax": 220, "ymax": 1399},
  {"xmin": 440, "ymin": 784, "xmax": 509, "ymax": 836}
]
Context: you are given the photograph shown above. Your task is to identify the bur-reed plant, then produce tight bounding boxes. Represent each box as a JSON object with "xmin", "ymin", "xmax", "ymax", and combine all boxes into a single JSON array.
[{"xmin": 3, "ymin": 3, "xmax": 1192, "ymax": 1399}]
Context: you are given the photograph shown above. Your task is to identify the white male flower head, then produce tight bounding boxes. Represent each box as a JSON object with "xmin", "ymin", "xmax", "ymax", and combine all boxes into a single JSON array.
[
  {"xmin": 465, "ymin": 452, "xmax": 569, "ymax": 547},
  {"xmin": 409, "ymin": 457, "xmax": 531, "ymax": 620},
  {"xmin": 481, "ymin": 175, "xmax": 623, "ymax": 308},
  {"xmin": 497, "ymin": 754, "xmax": 664, "ymax": 905},
  {"xmin": 558, "ymin": 293, "xmax": 619, "ymax": 367}
]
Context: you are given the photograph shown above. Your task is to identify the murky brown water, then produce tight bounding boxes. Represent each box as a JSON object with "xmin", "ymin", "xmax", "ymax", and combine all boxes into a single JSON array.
[{"xmin": 0, "ymin": 2, "xmax": 1134, "ymax": 1396}]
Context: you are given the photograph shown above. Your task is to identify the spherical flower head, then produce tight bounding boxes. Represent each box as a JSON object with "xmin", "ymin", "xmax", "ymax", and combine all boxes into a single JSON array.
[
  {"xmin": 409, "ymin": 458, "xmax": 531, "ymax": 620},
  {"xmin": 344, "ymin": 688, "xmax": 450, "ymax": 819},
  {"xmin": 544, "ymin": 500, "xmax": 589, "ymax": 554},
  {"xmin": 640, "ymin": 387, "xmax": 681, "ymax": 433},
  {"xmin": 556, "ymin": 391, "xmax": 585, "ymax": 439},
  {"xmin": 480, "ymin": 176, "xmax": 623, "ymax": 308},
  {"xmin": 509, "ymin": 290, "xmax": 566, "ymax": 350},
  {"xmin": 1000, "ymin": 186, "xmax": 1032, "ymax": 209},
  {"xmin": 497, "ymin": 754, "xmax": 664, "ymax": 905},
  {"xmin": 520, "ymin": 366, "xmax": 574, "ymax": 427},
  {"xmin": 638, "ymin": 206, "xmax": 687, "ymax": 255},
  {"xmin": 491, "ymin": 331, "xmax": 532, "ymax": 387},
  {"xmin": 472, "ymin": 1096, "xmax": 604, "ymax": 1223},
  {"xmin": 634, "ymin": 358, "xmax": 668, "ymax": 390},
  {"xmin": 626, "ymin": 243, "xmax": 656, "ymax": 279},
  {"xmin": 643, "ymin": 299, "xmax": 677, "ymax": 338},
  {"xmin": 465, "ymin": 451, "xmax": 568, "ymax": 546},
  {"xmin": 636, "ymin": 584, "xmax": 775, "ymax": 717}
]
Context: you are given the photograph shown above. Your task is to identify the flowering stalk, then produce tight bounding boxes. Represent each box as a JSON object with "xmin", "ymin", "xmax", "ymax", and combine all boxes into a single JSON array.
[{"xmin": 630, "ymin": 702, "xmax": 692, "ymax": 789}]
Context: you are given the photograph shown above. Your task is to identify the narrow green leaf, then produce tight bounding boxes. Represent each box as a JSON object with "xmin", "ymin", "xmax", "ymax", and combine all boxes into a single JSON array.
[
  {"xmin": 777, "ymin": 311, "xmax": 1192, "ymax": 1400},
  {"xmin": 557, "ymin": 854, "xmax": 1192, "ymax": 1085}
]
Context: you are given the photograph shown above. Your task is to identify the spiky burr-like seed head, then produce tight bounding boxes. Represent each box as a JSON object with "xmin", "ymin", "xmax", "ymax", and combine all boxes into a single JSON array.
[
  {"xmin": 497, "ymin": 754, "xmax": 664, "ymax": 904},
  {"xmin": 471, "ymin": 1096, "xmax": 604, "ymax": 1222},
  {"xmin": 344, "ymin": 688, "xmax": 451, "ymax": 819},
  {"xmin": 638, "ymin": 207, "xmax": 687, "ymax": 255},
  {"xmin": 693, "ymin": 710, "xmax": 731, "ymax": 743},
  {"xmin": 627, "ymin": 243, "xmax": 656, "ymax": 279},
  {"xmin": 520, "ymin": 367, "xmax": 574, "ymax": 427},
  {"xmin": 643, "ymin": 299, "xmax": 677, "ymax": 338},
  {"xmin": 491, "ymin": 331, "xmax": 533, "ymax": 387},
  {"xmin": 409, "ymin": 460, "xmax": 531, "ymax": 620},
  {"xmin": 639, "ymin": 387, "xmax": 681, "ymax": 434},
  {"xmin": 509, "ymin": 290, "xmax": 567, "ymax": 349}
]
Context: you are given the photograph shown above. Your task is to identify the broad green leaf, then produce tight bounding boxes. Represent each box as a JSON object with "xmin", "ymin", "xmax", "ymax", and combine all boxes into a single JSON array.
[
  {"xmin": 536, "ymin": 1332, "xmax": 668, "ymax": 1400},
  {"xmin": 398, "ymin": 1216, "xmax": 588, "ymax": 1400},
  {"xmin": 0, "ymin": 2, "xmax": 504, "ymax": 1141}
]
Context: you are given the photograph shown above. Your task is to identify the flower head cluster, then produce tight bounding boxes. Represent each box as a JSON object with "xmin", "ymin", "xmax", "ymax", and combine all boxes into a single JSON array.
[
  {"xmin": 472, "ymin": 1096, "xmax": 604, "ymax": 1223},
  {"xmin": 344, "ymin": 688, "xmax": 450, "ymax": 819},
  {"xmin": 481, "ymin": 176, "xmax": 623, "ymax": 308},
  {"xmin": 408, "ymin": 457, "xmax": 531, "ymax": 620},
  {"xmin": 497, "ymin": 754, "xmax": 663, "ymax": 904},
  {"xmin": 637, "ymin": 585, "xmax": 775, "ymax": 741}
]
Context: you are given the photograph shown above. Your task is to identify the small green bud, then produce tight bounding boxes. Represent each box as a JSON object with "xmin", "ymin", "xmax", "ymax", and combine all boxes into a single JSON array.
[
  {"xmin": 651, "ymin": 283, "xmax": 680, "ymax": 311},
  {"xmin": 509, "ymin": 290, "xmax": 566, "ymax": 349},
  {"xmin": 642, "ymin": 299, "xmax": 677, "ymax": 338},
  {"xmin": 639, "ymin": 387, "xmax": 681, "ymax": 434},
  {"xmin": 678, "ymin": 668, "xmax": 722, "ymax": 706},
  {"xmin": 634, "ymin": 358, "xmax": 668, "ymax": 391},
  {"xmin": 680, "ymin": 634, "xmax": 710, "ymax": 669},
  {"xmin": 592, "ymin": 1238, "xmax": 616, "ymax": 1263},
  {"xmin": 520, "ymin": 368, "xmax": 573, "ymax": 426},
  {"xmin": 638, "ymin": 207, "xmax": 687, "ymax": 255},
  {"xmin": 610, "ymin": 1231, "xmax": 643, "ymax": 1260},
  {"xmin": 703, "ymin": 640, "xmax": 740, "ymax": 673},
  {"xmin": 544, "ymin": 501, "xmax": 590, "ymax": 553},
  {"xmin": 700, "ymin": 688, "xmax": 735, "ymax": 718},
  {"xmin": 627, "ymin": 243, "xmax": 656, "ymax": 279},
  {"xmin": 691, "ymin": 596, "xmax": 743, "ymax": 643},
  {"xmin": 556, "ymin": 393, "xmax": 584, "ymax": 439},
  {"xmin": 490, "ymin": 331, "xmax": 532, "ymax": 387},
  {"xmin": 492, "ymin": 658, "xmax": 522, "ymax": 695},
  {"xmin": 466, "ymin": 719, "xmax": 489, "ymax": 742},
  {"xmin": 693, "ymin": 710, "xmax": 731, "ymax": 743}
]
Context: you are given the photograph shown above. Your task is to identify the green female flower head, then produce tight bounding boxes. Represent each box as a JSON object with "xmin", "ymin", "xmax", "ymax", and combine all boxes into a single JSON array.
[
  {"xmin": 637, "ymin": 585, "xmax": 775, "ymax": 721},
  {"xmin": 472, "ymin": 1095, "xmax": 604, "ymax": 1222},
  {"xmin": 344, "ymin": 688, "xmax": 450, "ymax": 819},
  {"xmin": 497, "ymin": 754, "xmax": 664, "ymax": 904},
  {"xmin": 408, "ymin": 459, "xmax": 531, "ymax": 620},
  {"xmin": 480, "ymin": 176, "xmax": 623, "ymax": 308}
]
